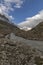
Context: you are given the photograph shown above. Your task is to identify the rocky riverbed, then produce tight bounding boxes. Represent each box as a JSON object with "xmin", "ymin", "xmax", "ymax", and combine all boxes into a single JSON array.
[{"xmin": 0, "ymin": 37, "xmax": 43, "ymax": 65}]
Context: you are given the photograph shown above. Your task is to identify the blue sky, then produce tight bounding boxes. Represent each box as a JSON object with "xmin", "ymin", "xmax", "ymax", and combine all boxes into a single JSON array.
[
  {"xmin": 0, "ymin": 0, "xmax": 43, "ymax": 30},
  {"xmin": 0, "ymin": 0, "xmax": 43, "ymax": 24},
  {"xmin": 14, "ymin": 0, "xmax": 43, "ymax": 23}
]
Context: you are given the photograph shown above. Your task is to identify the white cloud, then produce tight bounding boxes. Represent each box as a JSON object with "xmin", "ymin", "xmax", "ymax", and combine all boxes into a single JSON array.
[
  {"xmin": 9, "ymin": 16, "xmax": 14, "ymax": 20},
  {"xmin": 4, "ymin": 0, "xmax": 24, "ymax": 8},
  {"xmin": 18, "ymin": 10, "xmax": 43, "ymax": 31},
  {"xmin": 0, "ymin": 8, "xmax": 2, "ymax": 13},
  {"xmin": 0, "ymin": 0, "xmax": 24, "ymax": 21},
  {"xmin": 14, "ymin": 0, "xmax": 23, "ymax": 8},
  {"xmin": 0, "ymin": 2, "xmax": 14, "ymax": 20}
]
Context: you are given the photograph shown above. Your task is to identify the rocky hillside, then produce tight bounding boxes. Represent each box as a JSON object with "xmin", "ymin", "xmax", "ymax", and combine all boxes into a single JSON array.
[
  {"xmin": 0, "ymin": 37, "xmax": 43, "ymax": 65},
  {"xmin": 0, "ymin": 14, "xmax": 22, "ymax": 36},
  {"xmin": 0, "ymin": 14, "xmax": 43, "ymax": 40},
  {"xmin": 0, "ymin": 20, "xmax": 19, "ymax": 35},
  {"xmin": 16, "ymin": 22, "xmax": 43, "ymax": 41},
  {"xmin": 24, "ymin": 22, "xmax": 43, "ymax": 40}
]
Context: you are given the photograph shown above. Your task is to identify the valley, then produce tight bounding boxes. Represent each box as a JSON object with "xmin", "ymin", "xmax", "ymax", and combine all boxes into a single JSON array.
[{"xmin": 0, "ymin": 14, "xmax": 43, "ymax": 65}]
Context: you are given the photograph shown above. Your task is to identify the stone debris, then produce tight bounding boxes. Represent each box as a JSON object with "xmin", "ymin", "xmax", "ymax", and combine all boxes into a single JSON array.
[{"xmin": 0, "ymin": 37, "xmax": 43, "ymax": 65}]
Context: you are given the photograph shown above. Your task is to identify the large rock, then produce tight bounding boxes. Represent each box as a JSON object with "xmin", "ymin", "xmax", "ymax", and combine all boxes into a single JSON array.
[{"xmin": 5, "ymin": 33, "xmax": 15, "ymax": 39}]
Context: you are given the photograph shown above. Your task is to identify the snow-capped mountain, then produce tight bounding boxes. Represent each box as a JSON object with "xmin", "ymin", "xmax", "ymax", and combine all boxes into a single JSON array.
[
  {"xmin": 18, "ymin": 18, "xmax": 43, "ymax": 31},
  {"xmin": 19, "ymin": 26, "xmax": 32, "ymax": 31}
]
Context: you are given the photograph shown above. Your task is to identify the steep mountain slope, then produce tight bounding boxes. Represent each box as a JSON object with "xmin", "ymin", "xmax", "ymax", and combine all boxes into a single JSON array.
[
  {"xmin": 16, "ymin": 22, "xmax": 43, "ymax": 41},
  {"xmin": 0, "ymin": 20, "xmax": 19, "ymax": 34},
  {"xmin": 26, "ymin": 22, "xmax": 43, "ymax": 40},
  {"xmin": 0, "ymin": 14, "xmax": 43, "ymax": 40},
  {"xmin": 0, "ymin": 14, "xmax": 22, "ymax": 36}
]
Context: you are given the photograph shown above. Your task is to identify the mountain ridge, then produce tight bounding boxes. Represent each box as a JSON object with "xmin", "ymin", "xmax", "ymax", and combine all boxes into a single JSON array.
[
  {"xmin": 16, "ymin": 22, "xmax": 43, "ymax": 41},
  {"xmin": 26, "ymin": 22, "xmax": 43, "ymax": 40},
  {"xmin": 0, "ymin": 14, "xmax": 43, "ymax": 40}
]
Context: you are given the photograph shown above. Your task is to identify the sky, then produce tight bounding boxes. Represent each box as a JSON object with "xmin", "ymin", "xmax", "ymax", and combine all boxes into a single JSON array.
[{"xmin": 0, "ymin": 0, "xmax": 43, "ymax": 30}]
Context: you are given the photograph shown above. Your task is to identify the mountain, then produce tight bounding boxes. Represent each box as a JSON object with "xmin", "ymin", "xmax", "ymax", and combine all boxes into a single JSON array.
[
  {"xmin": 15, "ymin": 22, "xmax": 43, "ymax": 41},
  {"xmin": 16, "ymin": 22, "xmax": 43, "ymax": 41},
  {"xmin": 26, "ymin": 22, "xmax": 43, "ymax": 40},
  {"xmin": 0, "ymin": 14, "xmax": 43, "ymax": 40},
  {"xmin": 0, "ymin": 14, "xmax": 26, "ymax": 39},
  {"xmin": 0, "ymin": 14, "xmax": 43, "ymax": 65},
  {"xmin": 0, "ymin": 14, "xmax": 21, "ymax": 36}
]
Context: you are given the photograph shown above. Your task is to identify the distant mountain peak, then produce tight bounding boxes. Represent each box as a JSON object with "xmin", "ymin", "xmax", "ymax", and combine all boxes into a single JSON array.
[{"xmin": 20, "ymin": 27, "xmax": 32, "ymax": 31}]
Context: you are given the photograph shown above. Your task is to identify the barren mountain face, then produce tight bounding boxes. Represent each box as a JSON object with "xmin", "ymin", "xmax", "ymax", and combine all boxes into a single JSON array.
[{"xmin": 0, "ymin": 14, "xmax": 43, "ymax": 41}]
